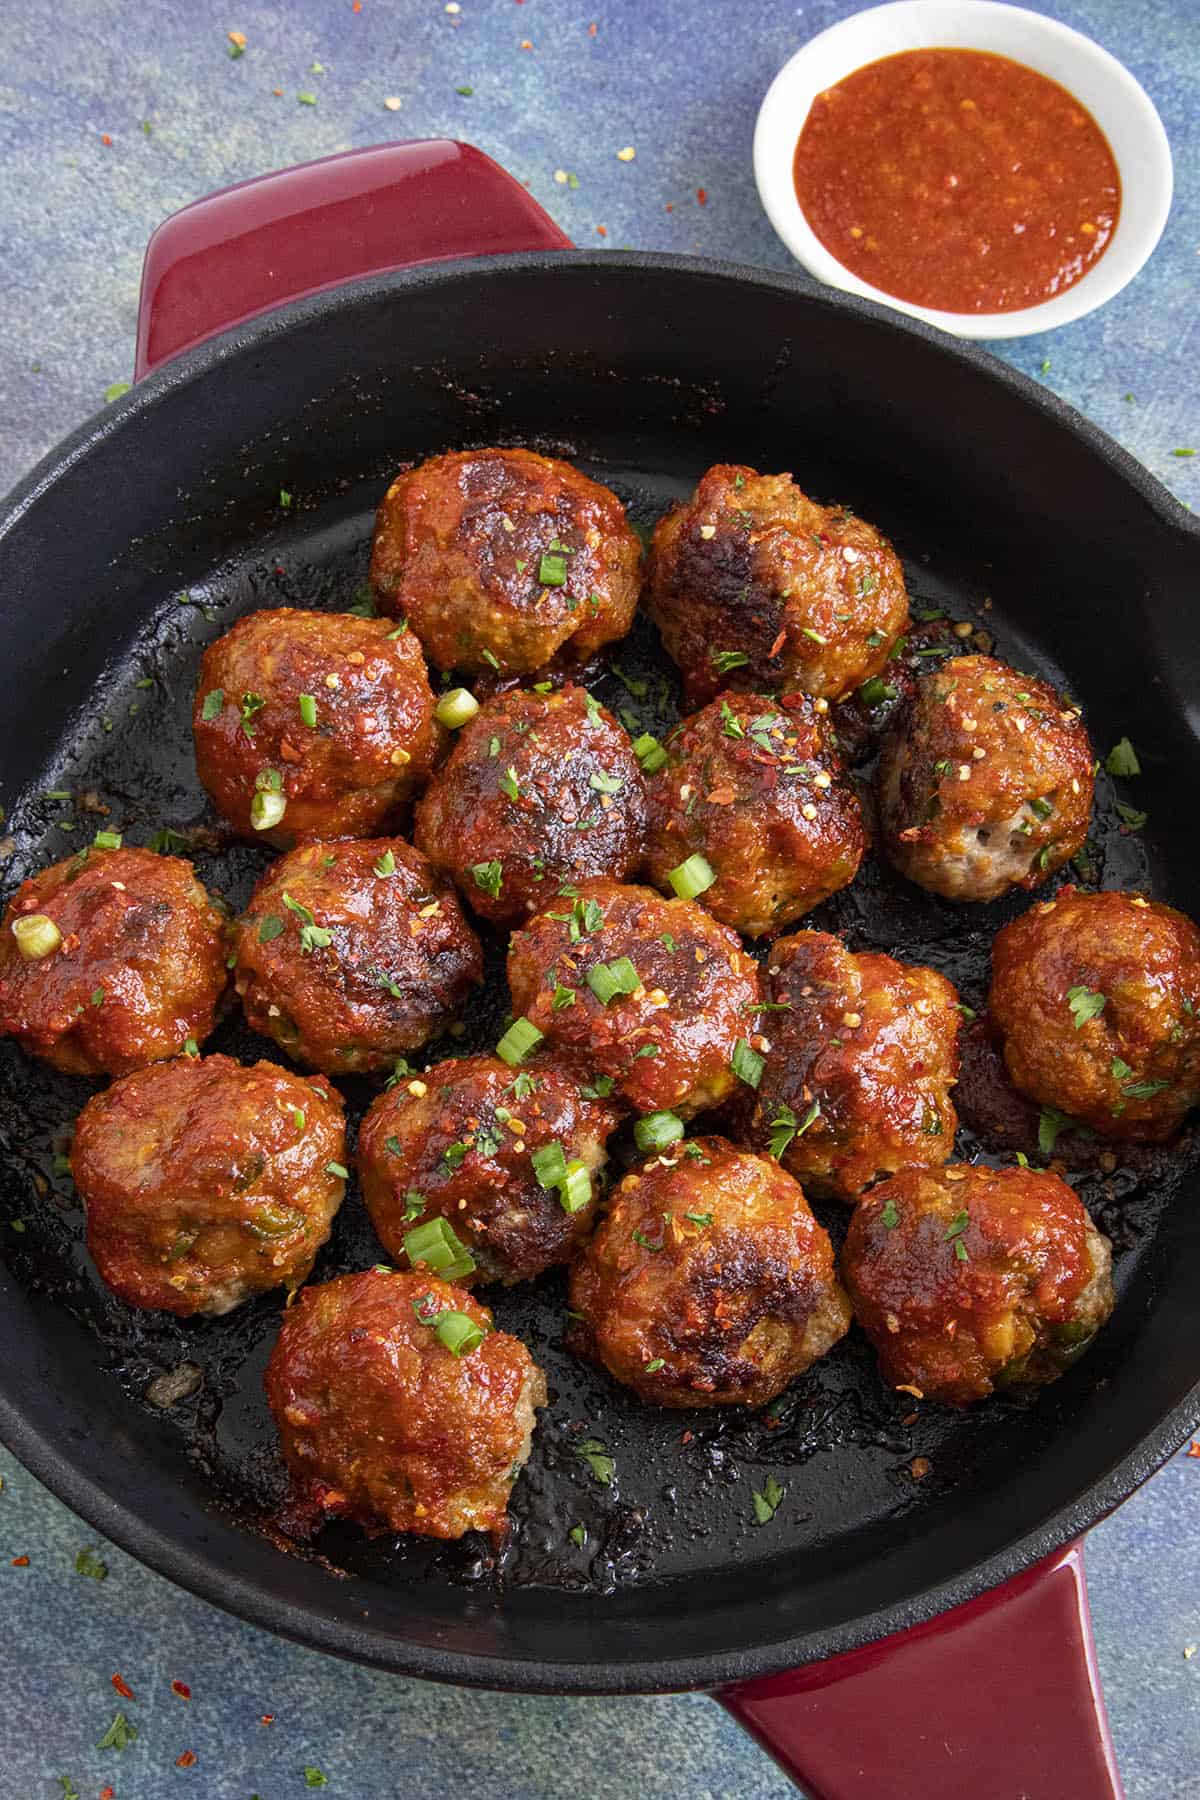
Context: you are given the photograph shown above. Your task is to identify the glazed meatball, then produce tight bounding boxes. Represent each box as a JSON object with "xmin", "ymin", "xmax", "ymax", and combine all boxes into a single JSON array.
[
  {"xmin": 415, "ymin": 684, "xmax": 646, "ymax": 927},
  {"xmin": 646, "ymin": 464, "xmax": 909, "ymax": 708},
  {"xmin": 264, "ymin": 1268, "xmax": 546, "ymax": 1539},
  {"xmin": 193, "ymin": 609, "xmax": 438, "ymax": 844},
  {"xmin": 842, "ymin": 1164, "xmax": 1114, "ymax": 1406},
  {"xmin": 988, "ymin": 888, "xmax": 1200, "ymax": 1141},
  {"xmin": 369, "ymin": 448, "xmax": 641, "ymax": 676},
  {"xmin": 644, "ymin": 691, "xmax": 864, "ymax": 936},
  {"xmin": 358, "ymin": 1055, "xmax": 617, "ymax": 1284},
  {"xmin": 0, "ymin": 847, "xmax": 228, "ymax": 1077},
  {"xmin": 507, "ymin": 879, "xmax": 760, "ymax": 1118},
  {"xmin": 567, "ymin": 1136, "xmax": 850, "ymax": 1407},
  {"xmin": 876, "ymin": 655, "xmax": 1093, "ymax": 902},
  {"xmin": 750, "ymin": 931, "xmax": 961, "ymax": 1200},
  {"xmin": 234, "ymin": 839, "xmax": 482, "ymax": 1073},
  {"xmin": 71, "ymin": 1053, "xmax": 345, "ymax": 1316}
]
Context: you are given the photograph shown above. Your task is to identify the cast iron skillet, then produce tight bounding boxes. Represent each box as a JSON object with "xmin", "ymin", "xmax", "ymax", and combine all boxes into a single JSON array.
[{"xmin": 1, "ymin": 142, "xmax": 1198, "ymax": 1797}]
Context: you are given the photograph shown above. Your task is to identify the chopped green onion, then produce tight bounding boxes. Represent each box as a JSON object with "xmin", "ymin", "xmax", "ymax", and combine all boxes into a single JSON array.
[
  {"xmin": 258, "ymin": 914, "xmax": 284, "ymax": 943},
  {"xmin": 499, "ymin": 765, "xmax": 521, "ymax": 801},
  {"xmin": 92, "ymin": 830, "xmax": 122, "ymax": 850},
  {"xmin": 250, "ymin": 789, "xmax": 287, "ymax": 831},
  {"xmin": 298, "ymin": 694, "xmax": 318, "ymax": 728},
  {"xmin": 403, "ymin": 1216, "xmax": 476, "ymax": 1281},
  {"xmin": 632, "ymin": 732, "xmax": 668, "ymax": 774},
  {"xmin": 558, "ymin": 1159, "xmax": 592, "ymax": 1213},
  {"xmin": 436, "ymin": 687, "xmax": 480, "ymax": 729},
  {"xmin": 201, "ymin": 688, "xmax": 223, "ymax": 721},
  {"xmin": 731, "ymin": 1039, "xmax": 764, "ymax": 1089},
  {"xmin": 634, "ymin": 1111, "xmax": 683, "ymax": 1153},
  {"xmin": 589, "ymin": 770, "xmax": 623, "ymax": 794},
  {"xmin": 435, "ymin": 1310, "xmax": 487, "ymax": 1355},
  {"xmin": 182, "ymin": 1037, "xmax": 199, "ymax": 1058},
  {"xmin": 374, "ymin": 849, "xmax": 396, "ymax": 877},
  {"xmin": 531, "ymin": 1142, "xmax": 568, "ymax": 1188},
  {"xmin": 711, "ymin": 649, "xmax": 750, "ymax": 674},
  {"xmin": 472, "ymin": 859, "xmax": 503, "ymax": 899},
  {"xmin": 668, "ymin": 853, "xmax": 715, "ymax": 900},
  {"xmin": 496, "ymin": 1016, "xmax": 543, "ymax": 1065},
  {"xmin": 11, "ymin": 914, "xmax": 61, "ymax": 960},
  {"xmin": 538, "ymin": 551, "xmax": 568, "ymax": 586},
  {"xmin": 587, "ymin": 957, "xmax": 640, "ymax": 1004},
  {"xmin": 325, "ymin": 1161, "xmax": 349, "ymax": 1180}
]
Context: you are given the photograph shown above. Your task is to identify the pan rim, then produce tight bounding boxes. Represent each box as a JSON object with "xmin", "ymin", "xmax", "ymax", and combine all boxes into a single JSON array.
[{"xmin": 2, "ymin": 246, "xmax": 1199, "ymax": 1693}]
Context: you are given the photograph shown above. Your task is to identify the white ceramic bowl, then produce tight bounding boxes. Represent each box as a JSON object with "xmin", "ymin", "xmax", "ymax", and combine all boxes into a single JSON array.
[{"xmin": 753, "ymin": 0, "xmax": 1173, "ymax": 338}]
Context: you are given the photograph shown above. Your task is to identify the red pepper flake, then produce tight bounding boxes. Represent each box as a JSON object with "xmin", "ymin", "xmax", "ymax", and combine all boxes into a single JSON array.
[
  {"xmin": 10, "ymin": 1554, "xmax": 28, "ymax": 1567},
  {"xmin": 261, "ymin": 1713, "xmax": 276, "ymax": 1726},
  {"xmin": 680, "ymin": 1430, "xmax": 693, "ymax": 1445},
  {"xmin": 520, "ymin": 38, "xmax": 533, "ymax": 49},
  {"xmin": 595, "ymin": 225, "xmax": 607, "ymax": 237},
  {"xmin": 171, "ymin": 1680, "xmax": 191, "ymax": 1700},
  {"xmin": 1187, "ymin": 1441, "xmax": 1200, "ymax": 1458},
  {"xmin": 101, "ymin": 134, "xmax": 113, "ymax": 147},
  {"xmin": 176, "ymin": 1750, "xmax": 197, "ymax": 1769},
  {"xmin": 272, "ymin": 87, "xmax": 283, "ymax": 96},
  {"xmin": 769, "ymin": 629, "xmax": 787, "ymax": 658},
  {"xmin": 589, "ymin": 21, "xmax": 598, "ymax": 34},
  {"xmin": 353, "ymin": 0, "xmax": 362, "ymax": 8},
  {"xmin": 665, "ymin": 202, "xmax": 674, "ymax": 213},
  {"xmin": 910, "ymin": 1456, "xmax": 931, "ymax": 1481},
  {"xmin": 111, "ymin": 1673, "xmax": 134, "ymax": 1700},
  {"xmin": 100, "ymin": 1790, "xmax": 115, "ymax": 1800},
  {"xmin": 696, "ymin": 187, "xmax": 708, "ymax": 205}
]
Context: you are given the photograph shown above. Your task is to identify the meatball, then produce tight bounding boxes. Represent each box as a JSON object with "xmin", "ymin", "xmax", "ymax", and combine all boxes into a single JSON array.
[
  {"xmin": 0, "ymin": 846, "xmax": 228, "ymax": 1077},
  {"xmin": 71, "ymin": 1053, "xmax": 345, "ymax": 1316},
  {"xmin": 264, "ymin": 1268, "xmax": 545, "ymax": 1539},
  {"xmin": 415, "ymin": 684, "xmax": 646, "ymax": 927},
  {"xmin": 193, "ymin": 609, "xmax": 438, "ymax": 844},
  {"xmin": 507, "ymin": 879, "xmax": 760, "ymax": 1118},
  {"xmin": 234, "ymin": 839, "xmax": 482, "ymax": 1073},
  {"xmin": 358, "ymin": 1055, "xmax": 617, "ymax": 1284},
  {"xmin": 644, "ymin": 690, "xmax": 864, "ymax": 937},
  {"xmin": 369, "ymin": 448, "xmax": 641, "ymax": 677},
  {"xmin": 646, "ymin": 464, "xmax": 909, "ymax": 708},
  {"xmin": 567, "ymin": 1136, "xmax": 850, "ymax": 1407},
  {"xmin": 750, "ymin": 931, "xmax": 961, "ymax": 1200},
  {"xmin": 876, "ymin": 655, "xmax": 1093, "ymax": 902},
  {"xmin": 841, "ymin": 1163, "xmax": 1114, "ymax": 1406},
  {"xmin": 988, "ymin": 887, "xmax": 1200, "ymax": 1142}
]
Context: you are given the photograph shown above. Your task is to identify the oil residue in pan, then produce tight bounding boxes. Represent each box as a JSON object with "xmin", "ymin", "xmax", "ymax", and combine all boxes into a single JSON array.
[{"xmin": 0, "ymin": 465, "xmax": 1186, "ymax": 1602}]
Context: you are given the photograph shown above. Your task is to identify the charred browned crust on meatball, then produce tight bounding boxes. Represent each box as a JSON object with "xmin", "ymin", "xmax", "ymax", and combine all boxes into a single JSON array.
[
  {"xmin": 234, "ymin": 838, "xmax": 482, "ymax": 1073},
  {"xmin": 369, "ymin": 448, "xmax": 641, "ymax": 676},
  {"xmin": 842, "ymin": 1163, "xmax": 1114, "ymax": 1406},
  {"xmin": 72, "ymin": 1053, "xmax": 345, "ymax": 1316},
  {"xmin": 644, "ymin": 690, "xmax": 864, "ymax": 936},
  {"xmin": 749, "ymin": 930, "xmax": 961, "ymax": 1200},
  {"xmin": 358, "ymin": 1055, "xmax": 618, "ymax": 1284},
  {"xmin": 506, "ymin": 878, "xmax": 760, "ymax": 1117},
  {"xmin": 988, "ymin": 887, "xmax": 1200, "ymax": 1142},
  {"xmin": 646, "ymin": 464, "xmax": 909, "ymax": 708},
  {"xmin": 567, "ymin": 1135, "xmax": 850, "ymax": 1407},
  {"xmin": 415, "ymin": 684, "xmax": 647, "ymax": 926},
  {"xmin": 264, "ymin": 1268, "xmax": 546, "ymax": 1539},
  {"xmin": 0, "ymin": 846, "xmax": 229, "ymax": 1077},
  {"xmin": 876, "ymin": 654, "xmax": 1094, "ymax": 903},
  {"xmin": 193, "ymin": 609, "xmax": 439, "ymax": 844}
]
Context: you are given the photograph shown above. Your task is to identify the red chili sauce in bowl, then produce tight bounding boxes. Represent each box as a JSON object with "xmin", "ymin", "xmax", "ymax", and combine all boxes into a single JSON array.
[{"xmin": 793, "ymin": 48, "xmax": 1121, "ymax": 314}]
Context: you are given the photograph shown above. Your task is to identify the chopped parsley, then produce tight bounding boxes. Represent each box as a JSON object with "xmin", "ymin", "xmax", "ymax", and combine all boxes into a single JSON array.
[
  {"xmin": 471, "ymin": 859, "xmax": 503, "ymax": 899},
  {"xmin": 574, "ymin": 1438, "xmax": 614, "ymax": 1485},
  {"xmin": 1105, "ymin": 737, "xmax": 1141, "ymax": 777},
  {"xmin": 1067, "ymin": 985, "xmax": 1106, "ymax": 1029},
  {"xmin": 752, "ymin": 1474, "xmax": 784, "ymax": 1525}
]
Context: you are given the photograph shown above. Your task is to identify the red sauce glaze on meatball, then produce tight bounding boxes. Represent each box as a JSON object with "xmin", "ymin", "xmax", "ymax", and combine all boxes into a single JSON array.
[
  {"xmin": 415, "ymin": 684, "xmax": 646, "ymax": 927},
  {"xmin": 842, "ymin": 1163, "xmax": 1114, "ymax": 1406},
  {"xmin": 876, "ymin": 654, "xmax": 1094, "ymax": 902},
  {"xmin": 193, "ymin": 609, "xmax": 439, "ymax": 844},
  {"xmin": 71, "ymin": 1053, "xmax": 345, "ymax": 1316},
  {"xmin": 567, "ymin": 1136, "xmax": 851, "ymax": 1407},
  {"xmin": 750, "ymin": 930, "xmax": 961, "ymax": 1200},
  {"xmin": 264, "ymin": 1268, "xmax": 546, "ymax": 1539},
  {"xmin": 369, "ymin": 449, "xmax": 642, "ymax": 677},
  {"xmin": 358, "ymin": 1055, "xmax": 618, "ymax": 1284},
  {"xmin": 234, "ymin": 839, "xmax": 482, "ymax": 1073},
  {"xmin": 646, "ymin": 464, "xmax": 909, "ymax": 708},
  {"xmin": 644, "ymin": 690, "xmax": 864, "ymax": 937},
  {"xmin": 506, "ymin": 879, "xmax": 760, "ymax": 1118},
  {"xmin": 988, "ymin": 888, "xmax": 1200, "ymax": 1142},
  {"xmin": 0, "ymin": 847, "xmax": 228, "ymax": 1077}
]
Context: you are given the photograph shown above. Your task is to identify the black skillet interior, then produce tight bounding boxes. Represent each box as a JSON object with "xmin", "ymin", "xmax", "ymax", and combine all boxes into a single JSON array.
[{"xmin": 1, "ymin": 255, "xmax": 1199, "ymax": 1694}]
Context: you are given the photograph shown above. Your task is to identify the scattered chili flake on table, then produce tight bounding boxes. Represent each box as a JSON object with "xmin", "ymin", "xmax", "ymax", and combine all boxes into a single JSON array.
[
  {"xmin": 353, "ymin": 1, "xmax": 362, "ymax": 11},
  {"xmin": 696, "ymin": 186, "xmax": 707, "ymax": 205},
  {"xmin": 595, "ymin": 225, "xmax": 607, "ymax": 237},
  {"xmin": 10, "ymin": 1554, "xmax": 28, "ymax": 1566},
  {"xmin": 261, "ymin": 1714, "xmax": 275, "ymax": 1726},
  {"xmin": 171, "ymin": 1680, "xmax": 191, "ymax": 1700},
  {"xmin": 520, "ymin": 38, "xmax": 533, "ymax": 49},
  {"xmin": 100, "ymin": 1789, "xmax": 115, "ymax": 1800},
  {"xmin": 176, "ymin": 1750, "xmax": 197, "ymax": 1768},
  {"xmin": 1187, "ymin": 1441, "xmax": 1200, "ymax": 1458},
  {"xmin": 910, "ymin": 1456, "xmax": 932, "ymax": 1480},
  {"xmin": 101, "ymin": 134, "xmax": 112, "ymax": 147},
  {"xmin": 111, "ymin": 1673, "xmax": 134, "ymax": 1700}
]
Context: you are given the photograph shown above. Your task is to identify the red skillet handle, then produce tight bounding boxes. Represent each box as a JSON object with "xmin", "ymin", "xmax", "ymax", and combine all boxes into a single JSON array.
[
  {"xmin": 134, "ymin": 138, "xmax": 572, "ymax": 378},
  {"xmin": 718, "ymin": 1542, "xmax": 1123, "ymax": 1799}
]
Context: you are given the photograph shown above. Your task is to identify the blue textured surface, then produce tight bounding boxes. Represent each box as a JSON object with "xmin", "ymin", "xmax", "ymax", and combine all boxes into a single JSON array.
[{"xmin": 0, "ymin": 1, "xmax": 1197, "ymax": 1796}]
